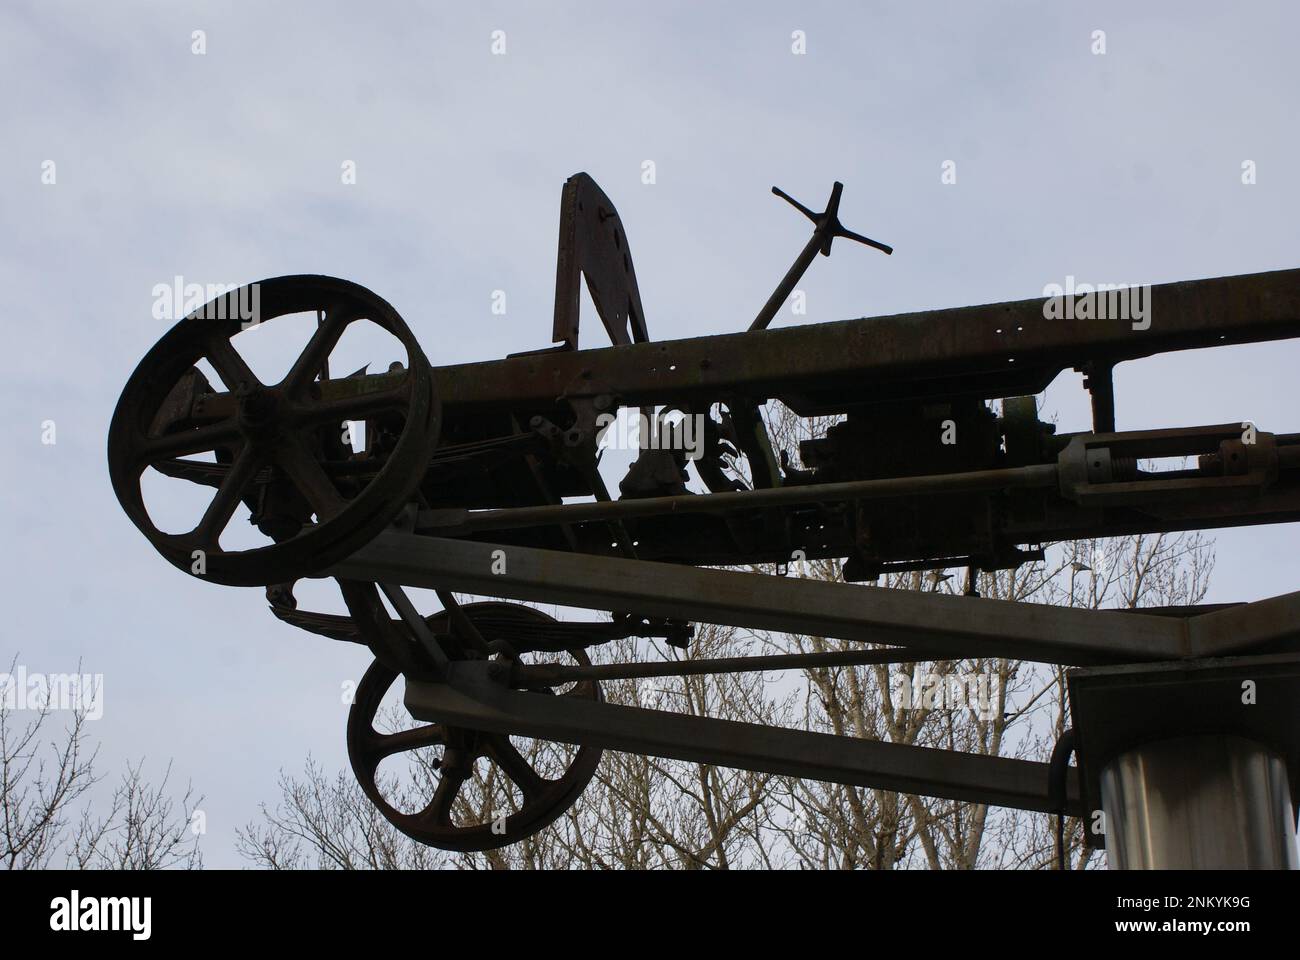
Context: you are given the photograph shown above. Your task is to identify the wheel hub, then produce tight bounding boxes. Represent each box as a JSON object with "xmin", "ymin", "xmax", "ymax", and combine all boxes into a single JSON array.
[{"xmin": 236, "ymin": 386, "xmax": 282, "ymax": 438}]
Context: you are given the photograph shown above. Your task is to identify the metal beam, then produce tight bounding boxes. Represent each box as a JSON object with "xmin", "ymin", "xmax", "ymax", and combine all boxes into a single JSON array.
[
  {"xmin": 1188, "ymin": 590, "xmax": 1300, "ymax": 658},
  {"xmin": 419, "ymin": 268, "xmax": 1300, "ymax": 413},
  {"xmin": 329, "ymin": 532, "xmax": 1187, "ymax": 665},
  {"xmin": 406, "ymin": 661, "xmax": 1084, "ymax": 816}
]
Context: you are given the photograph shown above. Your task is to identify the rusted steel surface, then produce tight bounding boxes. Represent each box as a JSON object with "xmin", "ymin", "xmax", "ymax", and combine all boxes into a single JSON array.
[
  {"xmin": 552, "ymin": 172, "xmax": 650, "ymax": 349},
  {"xmin": 425, "ymin": 267, "xmax": 1300, "ymax": 414}
]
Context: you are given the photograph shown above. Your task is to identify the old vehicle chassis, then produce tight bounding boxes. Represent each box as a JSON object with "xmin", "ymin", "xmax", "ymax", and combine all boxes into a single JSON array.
[{"xmin": 109, "ymin": 175, "xmax": 1300, "ymax": 852}]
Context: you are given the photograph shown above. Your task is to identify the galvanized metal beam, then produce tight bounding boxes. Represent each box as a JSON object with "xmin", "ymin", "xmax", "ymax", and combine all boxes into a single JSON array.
[
  {"xmin": 406, "ymin": 661, "xmax": 1084, "ymax": 816},
  {"xmin": 329, "ymin": 531, "xmax": 1188, "ymax": 665},
  {"xmin": 1188, "ymin": 590, "xmax": 1300, "ymax": 658}
]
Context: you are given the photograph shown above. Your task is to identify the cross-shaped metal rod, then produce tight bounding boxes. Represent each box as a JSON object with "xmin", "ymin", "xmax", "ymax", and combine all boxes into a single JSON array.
[{"xmin": 749, "ymin": 181, "xmax": 892, "ymax": 331}]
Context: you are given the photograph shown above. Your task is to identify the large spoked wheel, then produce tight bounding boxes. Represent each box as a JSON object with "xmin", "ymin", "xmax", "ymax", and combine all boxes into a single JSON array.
[
  {"xmin": 347, "ymin": 603, "xmax": 603, "ymax": 853},
  {"xmin": 108, "ymin": 275, "xmax": 439, "ymax": 586}
]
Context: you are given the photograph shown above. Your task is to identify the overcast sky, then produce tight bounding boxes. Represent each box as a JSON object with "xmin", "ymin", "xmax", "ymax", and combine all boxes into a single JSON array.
[{"xmin": 2, "ymin": 1, "xmax": 1298, "ymax": 867}]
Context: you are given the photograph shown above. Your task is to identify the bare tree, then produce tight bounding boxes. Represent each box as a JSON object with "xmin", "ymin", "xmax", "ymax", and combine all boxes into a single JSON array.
[
  {"xmin": 555, "ymin": 627, "xmax": 794, "ymax": 869},
  {"xmin": 1, "ymin": 656, "xmax": 203, "ymax": 870},
  {"xmin": 237, "ymin": 758, "xmax": 445, "ymax": 869},
  {"xmin": 1, "ymin": 689, "xmax": 98, "ymax": 869},
  {"xmin": 241, "ymin": 626, "xmax": 793, "ymax": 870}
]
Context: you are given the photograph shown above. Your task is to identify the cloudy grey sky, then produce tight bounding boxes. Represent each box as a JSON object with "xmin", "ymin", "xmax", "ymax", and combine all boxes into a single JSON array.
[{"xmin": 2, "ymin": 1, "xmax": 1297, "ymax": 867}]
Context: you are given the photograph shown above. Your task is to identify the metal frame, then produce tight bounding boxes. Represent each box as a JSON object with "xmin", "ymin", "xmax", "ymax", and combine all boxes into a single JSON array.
[
  {"xmin": 326, "ymin": 531, "xmax": 1300, "ymax": 819},
  {"xmin": 108, "ymin": 168, "xmax": 1300, "ymax": 853}
]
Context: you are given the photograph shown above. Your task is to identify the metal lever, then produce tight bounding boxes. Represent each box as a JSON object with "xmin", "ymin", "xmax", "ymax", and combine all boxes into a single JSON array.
[{"xmin": 750, "ymin": 181, "xmax": 892, "ymax": 331}]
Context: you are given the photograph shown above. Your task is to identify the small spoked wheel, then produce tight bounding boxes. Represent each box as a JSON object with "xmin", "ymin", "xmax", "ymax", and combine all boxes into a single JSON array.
[
  {"xmin": 346, "ymin": 603, "xmax": 603, "ymax": 852},
  {"xmin": 107, "ymin": 275, "xmax": 439, "ymax": 586}
]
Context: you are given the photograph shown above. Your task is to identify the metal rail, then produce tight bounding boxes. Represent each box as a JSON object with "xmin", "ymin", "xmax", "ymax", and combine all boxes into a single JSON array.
[
  {"xmin": 416, "ymin": 463, "xmax": 1059, "ymax": 533},
  {"xmin": 512, "ymin": 645, "xmax": 955, "ymax": 686}
]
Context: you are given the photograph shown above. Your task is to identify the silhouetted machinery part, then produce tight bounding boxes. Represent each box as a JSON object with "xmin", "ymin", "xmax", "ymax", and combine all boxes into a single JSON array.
[
  {"xmin": 107, "ymin": 174, "xmax": 1300, "ymax": 857},
  {"xmin": 345, "ymin": 601, "xmax": 602, "ymax": 852},
  {"xmin": 107, "ymin": 276, "xmax": 439, "ymax": 586}
]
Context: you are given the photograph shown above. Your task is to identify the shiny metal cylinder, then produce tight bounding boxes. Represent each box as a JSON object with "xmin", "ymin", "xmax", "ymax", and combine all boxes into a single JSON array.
[{"xmin": 1101, "ymin": 734, "xmax": 1298, "ymax": 869}]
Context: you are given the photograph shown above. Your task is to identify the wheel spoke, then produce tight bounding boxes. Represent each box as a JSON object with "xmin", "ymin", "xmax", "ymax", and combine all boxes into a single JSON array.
[
  {"xmin": 206, "ymin": 336, "xmax": 262, "ymax": 392},
  {"xmin": 274, "ymin": 436, "xmax": 348, "ymax": 519},
  {"xmin": 139, "ymin": 420, "xmax": 241, "ymax": 464},
  {"xmin": 369, "ymin": 723, "xmax": 446, "ymax": 760},
  {"xmin": 282, "ymin": 306, "xmax": 353, "ymax": 395},
  {"xmin": 194, "ymin": 447, "xmax": 261, "ymax": 546},
  {"xmin": 486, "ymin": 736, "xmax": 547, "ymax": 801},
  {"xmin": 315, "ymin": 310, "xmax": 330, "ymax": 381},
  {"xmin": 422, "ymin": 765, "xmax": 468, "ymax": 827}
]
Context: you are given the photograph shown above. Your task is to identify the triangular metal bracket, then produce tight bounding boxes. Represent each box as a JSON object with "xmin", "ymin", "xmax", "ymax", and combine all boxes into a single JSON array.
[{"xmin": 552, "ymin": 172, "xmax": 649, "ymax": 349}]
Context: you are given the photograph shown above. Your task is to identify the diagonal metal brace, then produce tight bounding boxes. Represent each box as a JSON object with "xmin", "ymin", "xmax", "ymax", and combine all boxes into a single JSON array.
[
  {"xmin": 405, "ymin": 660, "xmax": 1084, "ymax": 816},
  {"xmin": 329, "ymin": 531, "xmax": 1190, "ymax": 665}
]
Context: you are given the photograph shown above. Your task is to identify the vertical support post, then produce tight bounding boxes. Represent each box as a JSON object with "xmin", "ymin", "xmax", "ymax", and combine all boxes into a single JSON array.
[
  {"xmin": 1083, "ymin": 361, "xmax": 1116, "ymax": 433},
  {"xmin": 1069, "ymin": 654, "xmax": 1300, "ymax": 871},
  {"xmin": 1100, "ymin": 734, "xmax": 1298, "ymax": 869}
]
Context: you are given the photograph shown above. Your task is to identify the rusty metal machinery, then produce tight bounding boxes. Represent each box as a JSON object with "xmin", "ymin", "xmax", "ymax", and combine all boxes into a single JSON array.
[{"xmin": 109, "ymin": 173, "xmax": 1300, "ymax": 853}]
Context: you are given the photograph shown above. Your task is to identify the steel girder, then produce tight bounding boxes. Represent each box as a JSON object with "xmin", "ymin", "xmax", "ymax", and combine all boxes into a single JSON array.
[
  {"xmin": 423, "ymin": 267, "xmax": 1300, "ymax": 415},
  {"xmin": 404, "ymin": 660, "xmax": 1086, "ymax": 817},
  {"xmin": 328, "ymin": 532, "xmax": 1300, "ymax": 666}
]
